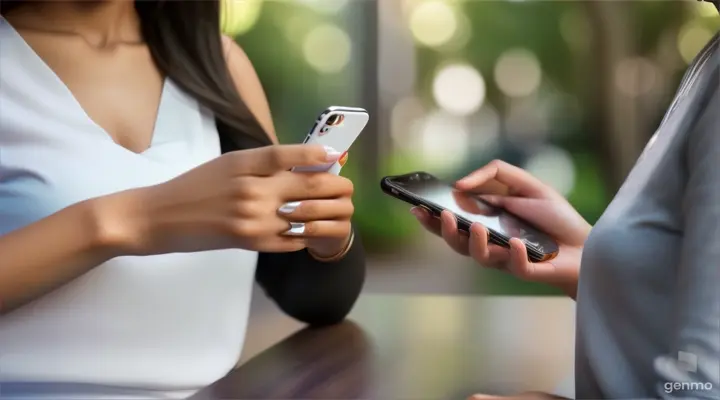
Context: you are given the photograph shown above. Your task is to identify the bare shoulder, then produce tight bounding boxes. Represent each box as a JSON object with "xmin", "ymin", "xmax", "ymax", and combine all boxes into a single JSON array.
[{"xmin": 221, "ymin": 35, "xmax": 278, "ymax": 143}]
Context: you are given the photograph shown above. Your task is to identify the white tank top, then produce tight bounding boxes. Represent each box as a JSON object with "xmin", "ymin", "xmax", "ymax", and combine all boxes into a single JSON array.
[{"xmin": 0, "ymin": 18, "xmax": 258, "ymax": 399}]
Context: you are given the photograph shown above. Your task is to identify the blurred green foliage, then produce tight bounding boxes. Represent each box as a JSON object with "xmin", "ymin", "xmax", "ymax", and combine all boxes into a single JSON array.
[
  {"xmin": 236, "ymin": 0, "xmax": 714, "ymax": 294},
  {"xmin": 339, "ymin": 155, "xmax": 423, "ymax": 253},
  {"xmin": 235, "ymin": 2, "xmax": 358, "ymax": 144}
]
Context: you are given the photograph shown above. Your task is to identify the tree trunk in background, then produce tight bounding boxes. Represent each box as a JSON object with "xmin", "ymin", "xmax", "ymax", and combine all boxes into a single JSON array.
[
  {"xmin": 356, "ymin": 0, "xmax": 380, "ymax": 184},
  {"xmin": 584, "ymin": 0, "xmax": 640, "ymax": 193},
  {"xmin": 377, "ymin": 0, "xmax": 417, "ymax": 168},
  {"xmin": 583, "ymin": 1, "xmax": 689, "ymax": 193}
]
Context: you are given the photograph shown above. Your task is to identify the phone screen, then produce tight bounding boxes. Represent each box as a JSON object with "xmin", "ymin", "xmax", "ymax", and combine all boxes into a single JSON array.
[{"xmin": 397, "ymin": 174, "xmax": 558, "ymax": 254}]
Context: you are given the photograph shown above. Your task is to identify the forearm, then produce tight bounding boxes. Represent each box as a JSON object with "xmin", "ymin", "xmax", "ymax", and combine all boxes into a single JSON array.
[
  {"xmin": 0, "ymin": 200, "xmax": 119, "ymax": 314},
  {"xmin": 256, "ymin": 230, "xmax": 366, "ymax": 326}
]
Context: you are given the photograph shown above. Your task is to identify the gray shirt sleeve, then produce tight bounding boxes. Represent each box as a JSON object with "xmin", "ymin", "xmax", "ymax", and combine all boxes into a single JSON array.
[{"xmin": 653, "ymin": 84, "xmax": 720, "ymax": 399}]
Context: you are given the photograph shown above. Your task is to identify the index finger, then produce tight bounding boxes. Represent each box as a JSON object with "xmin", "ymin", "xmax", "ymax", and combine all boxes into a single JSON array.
[
  {"xmin": 230, "ymin": 144, "xmax": 340, "ymax": 176},
  {"xmin": 455, "ymin": 159, "xmax": 550, "ymax": 199}
]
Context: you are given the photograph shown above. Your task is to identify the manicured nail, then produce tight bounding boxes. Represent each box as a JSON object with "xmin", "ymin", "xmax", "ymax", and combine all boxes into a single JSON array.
[
  {"xmin": 324, "ymin": 146, "xmax": 342, "ymax": 161},
  {"xmin": 278, "ymin": 201, "xmax": 301, "ymax": 214},
  {"xmin": 338, "ymin": 151, "xmax": 349, "ymax": 167},
  {"xmin": 283, "ymin": 222, "xmax": 306, "ymax": 236}
]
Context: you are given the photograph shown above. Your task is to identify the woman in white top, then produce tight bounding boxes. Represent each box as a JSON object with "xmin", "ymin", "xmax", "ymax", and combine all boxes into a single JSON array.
[{"xmin": 0, "ymin": 1, "xmax": 366, "ymax": 399}]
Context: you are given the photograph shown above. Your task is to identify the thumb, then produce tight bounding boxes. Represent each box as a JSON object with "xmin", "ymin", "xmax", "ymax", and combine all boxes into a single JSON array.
[
  {"xmin": 479, "ymin": 195, "xmax": 589, "ymax": 248},
  {"xmin": 229, "ymin": 144, "xmax": 341, "ymax": 176},
  {"xmin": 478, "ymin": 195, "xmax": 565, "ymax": 239},
  {"xmin": 479, "ymin": 195, "xmax": 547, "ymax": 221}
]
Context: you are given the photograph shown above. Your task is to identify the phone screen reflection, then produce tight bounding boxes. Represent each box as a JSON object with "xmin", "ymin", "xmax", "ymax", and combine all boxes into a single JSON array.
[{"xmin": 401, "ymin": 178, "xmax": 557, "ymax": 254}]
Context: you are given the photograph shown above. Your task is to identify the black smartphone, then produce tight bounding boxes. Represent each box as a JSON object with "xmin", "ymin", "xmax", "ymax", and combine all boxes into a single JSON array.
[{"xmin": 380, "ymin": 171, "xmax": 559, "ymax": 262}]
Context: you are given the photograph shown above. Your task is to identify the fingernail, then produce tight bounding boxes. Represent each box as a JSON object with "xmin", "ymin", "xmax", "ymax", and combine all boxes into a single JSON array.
[
  {"xmin": 283, "ymin": 222, "xmax": 306, "ymax": 236},
  {"xmin": 410, "ymin": 207, "xmax": 422, "ymax": 217},
  {"xmin": 278, "ymin": 201, "xmax": 301, "ymax": 214},
  {"xmin": 338, "ymin": 151, "xmax": 349, "ymax": 167},
  {"xmin": 324, "ymin": 146, "xmax": 342, "ymax": 161},
  {"xmin": 478, "ymin": 194, "xmax": 499, "ymax": 204}
]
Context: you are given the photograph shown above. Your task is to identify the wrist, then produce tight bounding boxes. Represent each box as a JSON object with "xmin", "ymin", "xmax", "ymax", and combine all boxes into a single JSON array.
[
  {"xmin": 557, "ymin": 259, "xmax": 580, "ymax": 301},
  {"xmin": 559, "ymin": 281, "xmax": 578, "ymax": 300},
  {"xmin": 69, "ymin": 198, "xmax": 124, "ymax": 260},
  {"xmin": 85, "ymin": 189, "xmax": 150, "ymax": 256},
  {"xmin": 307, "ymin": 231, "xmax": 354, "ymax": 261}
]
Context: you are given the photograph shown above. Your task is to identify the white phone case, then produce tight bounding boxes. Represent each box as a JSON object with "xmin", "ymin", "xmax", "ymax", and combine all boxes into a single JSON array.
[{"xmin": 292, "ymin": 106, "xmax": 369, "ymax": 175}]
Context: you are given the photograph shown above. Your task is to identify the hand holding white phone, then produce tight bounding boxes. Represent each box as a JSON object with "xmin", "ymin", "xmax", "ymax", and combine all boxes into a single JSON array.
[{"xmin": 292, "ymin": 106, "xmax": 369, "ymax": 175}]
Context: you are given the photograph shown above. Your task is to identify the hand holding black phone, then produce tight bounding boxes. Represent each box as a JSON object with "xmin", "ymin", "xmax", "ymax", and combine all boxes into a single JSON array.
[{"xmin": 381, "ymin": 171, "xmax": 559, "ymax": 262}]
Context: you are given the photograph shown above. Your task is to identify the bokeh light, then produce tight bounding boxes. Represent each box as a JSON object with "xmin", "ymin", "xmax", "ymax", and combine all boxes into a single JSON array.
[
  {"xmin": 523, "ymin": 145, "xmax": 576, "ymax": 196},
  {"xmin": 417, "ymin": 111, "xmax": 471, "ymax": 174},
  {"xmin": 221, "ymin": 0, "xmax": 263, "ymax": 37},
  {"xmin": 432, "ymin": 63, "xmax": 486, "ymax": 116},
  {"xmin": 409, "ymin": 0, "xmax": 458, "ymax": 48},
  {"xmin": 677, "ymin": 21, "xmax": 714, "ymax": 64},
  {"xmin": 302, "ymin": 24, "xmax": 352, "ymax": 74},
  {"xmin": 695, "ymin": 1, "xmax": 719, "ymax": 18},
  {"xmin": 614, "ymin": 57, "xmax": 659, "ymax": 97},
  {"xmin": 443, "ymin": 11, "xmax": 473, "ymax": 53},
  {"xmin": 390, "ymin": 96, "xmax": 427, "ymax": 148},
  {"xmin": 494, "ymin": 48, "xmax": 543, "ymax": 98}
]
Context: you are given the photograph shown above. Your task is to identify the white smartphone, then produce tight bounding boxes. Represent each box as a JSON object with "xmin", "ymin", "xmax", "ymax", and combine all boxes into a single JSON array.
[{"xmin": 292, "ymin": 106, "xmax": 369, "ymax": 175}]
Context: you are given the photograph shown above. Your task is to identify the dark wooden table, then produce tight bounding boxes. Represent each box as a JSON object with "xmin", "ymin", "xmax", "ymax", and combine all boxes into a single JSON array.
[{"xmin": 191, "ymin": 295, "xmax": 576, "ymax": 400}]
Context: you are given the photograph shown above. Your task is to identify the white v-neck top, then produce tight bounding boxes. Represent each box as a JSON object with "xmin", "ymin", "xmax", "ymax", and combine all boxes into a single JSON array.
[{"xmin": 0, "ymin": 18, "xmax": 258, "ymax": 399}]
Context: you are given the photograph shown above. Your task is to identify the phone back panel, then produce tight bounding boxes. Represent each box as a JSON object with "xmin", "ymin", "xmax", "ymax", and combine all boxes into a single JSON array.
[{"xmin": 293, "ymin": 107, "xmax": 369, "ymax": 174}]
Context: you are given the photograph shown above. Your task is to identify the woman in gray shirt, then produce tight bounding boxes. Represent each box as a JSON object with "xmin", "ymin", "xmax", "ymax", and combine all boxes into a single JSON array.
[{"xmin": 413, "ymin": 7, "xmax": 720, "ymax": 400}]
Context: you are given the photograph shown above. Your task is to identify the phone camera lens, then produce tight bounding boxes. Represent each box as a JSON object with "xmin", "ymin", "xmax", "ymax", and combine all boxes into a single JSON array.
[{"xmin": 326, "ymin": 114, "xmax": 344, "ymax": 126}]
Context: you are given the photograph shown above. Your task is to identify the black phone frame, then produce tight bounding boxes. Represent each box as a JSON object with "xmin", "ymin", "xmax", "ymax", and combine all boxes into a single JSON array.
[{"xmin": 380, "ymin": 172, "xmax": 555, "ymax": 263}]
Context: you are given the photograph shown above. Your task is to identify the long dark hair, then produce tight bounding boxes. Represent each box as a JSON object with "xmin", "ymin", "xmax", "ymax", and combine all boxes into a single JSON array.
[{"xmin": 0, "ymin": 0, "xmax": 272, "ymax": 152}]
